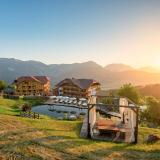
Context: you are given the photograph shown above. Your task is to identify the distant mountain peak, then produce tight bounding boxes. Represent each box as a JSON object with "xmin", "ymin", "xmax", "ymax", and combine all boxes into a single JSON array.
[
  {"xmin": 80, "ymin": 61, "xmax": 102, "ymax": 67},
  {"xmin": 1, "ymin": 58, "xmax": 160, "ymax": 89},
  {"xmin": 104, "ymin": 63, "xmax": 134, "ymax": 72}
]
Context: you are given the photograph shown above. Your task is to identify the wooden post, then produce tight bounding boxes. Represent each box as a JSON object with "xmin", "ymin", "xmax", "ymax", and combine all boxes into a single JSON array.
[
  {"xmin": 87, "ymin": 104, "xmax": 91, "ymax": 138},
  {"xmin": 134, "ymin": 107, "xmax": 139, "ymax": 144}
]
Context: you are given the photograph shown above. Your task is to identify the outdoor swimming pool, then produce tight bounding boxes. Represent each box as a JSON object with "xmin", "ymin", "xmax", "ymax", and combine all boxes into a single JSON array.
[{"xmin": 32, "ymin": 105, "xmax": 87, "ymax": 119}]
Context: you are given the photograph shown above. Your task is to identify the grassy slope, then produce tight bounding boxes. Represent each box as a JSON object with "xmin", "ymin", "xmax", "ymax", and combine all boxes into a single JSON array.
[{"xmin": 0, "ymin": 98, "xmax": 160, "ymax": 160}]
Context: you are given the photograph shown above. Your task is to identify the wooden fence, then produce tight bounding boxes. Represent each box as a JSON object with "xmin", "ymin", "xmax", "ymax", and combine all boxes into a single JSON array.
[{"xmin": 20, "ymin": 111, "xmax": 39, "ymax": 119}]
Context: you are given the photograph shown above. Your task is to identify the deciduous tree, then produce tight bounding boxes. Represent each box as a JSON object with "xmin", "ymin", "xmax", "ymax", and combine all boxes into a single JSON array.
[
  {"xmin": 0, "ymin": 80, "xmax": 7, "ymax": 92},
  {"xmin": 118, "ymin": 83, "xmax": 140, "ymax": 104}
]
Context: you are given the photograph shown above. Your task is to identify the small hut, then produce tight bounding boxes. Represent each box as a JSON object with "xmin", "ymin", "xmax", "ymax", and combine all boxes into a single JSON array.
[{"xmin": 86, "ymin": 96, "xmax": 138, "ymax": 143}]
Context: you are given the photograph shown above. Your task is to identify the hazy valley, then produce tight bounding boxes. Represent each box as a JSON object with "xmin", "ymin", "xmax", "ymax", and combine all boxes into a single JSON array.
[{"xmin": 1, "ymin": 58, "xmax": 160, "ymax": 89}]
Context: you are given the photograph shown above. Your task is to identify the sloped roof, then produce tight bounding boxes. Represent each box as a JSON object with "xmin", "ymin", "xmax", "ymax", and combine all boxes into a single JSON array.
[
  {"xmin": 14, "ymin": 76, "xmax": 50, "ymax": 85},
  {"xmin": 56, "ymin": 78, "xmax": 100, "ymax": 89},
  {"xmin": 34, "ymin": 76, "xmax": 50, "ymax": 84}
]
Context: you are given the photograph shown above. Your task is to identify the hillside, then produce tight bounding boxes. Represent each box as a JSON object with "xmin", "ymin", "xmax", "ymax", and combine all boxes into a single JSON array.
[
  {"xmin": 1, "ymin": 58, "xmax": 160, "ymax": 89},
  {"xmin": 137, "ymin": 84, "xmax": 160, "ymax": 99},
  {"xmin": 0, "ymin": 98, "xmax": 160, "ymax": 160}
]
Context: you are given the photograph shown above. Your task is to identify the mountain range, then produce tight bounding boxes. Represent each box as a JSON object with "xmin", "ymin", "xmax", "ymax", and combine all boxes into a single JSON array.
[{"xmin": 1, "ymin": 58, "xmax": 160, "ymax": 89}]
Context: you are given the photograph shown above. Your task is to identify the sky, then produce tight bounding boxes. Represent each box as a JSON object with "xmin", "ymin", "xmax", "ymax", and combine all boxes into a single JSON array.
[{"xmin": 0, "ymin": 0, "xmax": 160, "ymax": 67}]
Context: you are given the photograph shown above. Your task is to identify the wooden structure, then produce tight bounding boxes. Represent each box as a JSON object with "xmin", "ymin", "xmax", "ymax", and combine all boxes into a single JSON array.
[
  {"xmin": 53, "ymin": 78, "xmax": 100, "ymax": 98},
  {"xmin": 83, "ymin": 96, "xmax": 139, "ymax": 143},
  {"xmin": 20, "ymin": 111, "xmax": 40, "ymax": 119},
  {"xmin": 13, "ymin": 76, "xmax": 51, "ymax": 96}
]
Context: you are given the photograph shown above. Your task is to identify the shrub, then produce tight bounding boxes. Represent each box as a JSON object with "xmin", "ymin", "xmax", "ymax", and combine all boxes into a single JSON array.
[
  {"xmin": 118, "ymin": 83, "xmax": 140, "ymax": 104},
  {"xmin": 21, "ymin": 103, "xmax": 32, "ymax": 112}
]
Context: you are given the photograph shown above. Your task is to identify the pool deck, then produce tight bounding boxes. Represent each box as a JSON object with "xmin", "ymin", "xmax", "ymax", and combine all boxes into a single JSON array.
[{"xmin": 44, "ymin": 100, "xmax": 88, "ymax": 109}]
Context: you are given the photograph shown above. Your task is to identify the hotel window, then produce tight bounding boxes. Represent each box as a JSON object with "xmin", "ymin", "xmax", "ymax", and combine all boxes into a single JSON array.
[{"xmin": 24, "ymin": 81, "xmax": 28, "ymax": 85}]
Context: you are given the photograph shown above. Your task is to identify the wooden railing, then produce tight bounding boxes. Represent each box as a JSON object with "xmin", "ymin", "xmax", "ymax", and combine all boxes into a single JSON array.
[{"xmin": 20, "ymin": 111, "xmax": 39, "ymax": 119}]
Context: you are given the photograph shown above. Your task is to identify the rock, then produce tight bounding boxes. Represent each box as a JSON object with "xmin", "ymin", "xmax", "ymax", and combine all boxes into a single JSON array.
[{"xmin": 146, "ymin": 134, "xmax": 160, "ymax": 143}]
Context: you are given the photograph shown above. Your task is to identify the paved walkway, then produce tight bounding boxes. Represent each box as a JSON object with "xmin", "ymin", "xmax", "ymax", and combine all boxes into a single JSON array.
[{"xmin": 80, "ymin": 116, "xmax": 88, "ymax": 138}]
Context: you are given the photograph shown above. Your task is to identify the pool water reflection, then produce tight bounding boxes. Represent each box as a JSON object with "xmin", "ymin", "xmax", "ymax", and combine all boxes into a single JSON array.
[{"xmin": 32, "ymin": 105, "xmax": 87, "ymax": 119}]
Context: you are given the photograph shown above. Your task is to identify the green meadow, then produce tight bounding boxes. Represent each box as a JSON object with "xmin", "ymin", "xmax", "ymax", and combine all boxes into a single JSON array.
[{"xmin": 0, "ymin": 98, "xmax": 160, "ymax": 160}]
